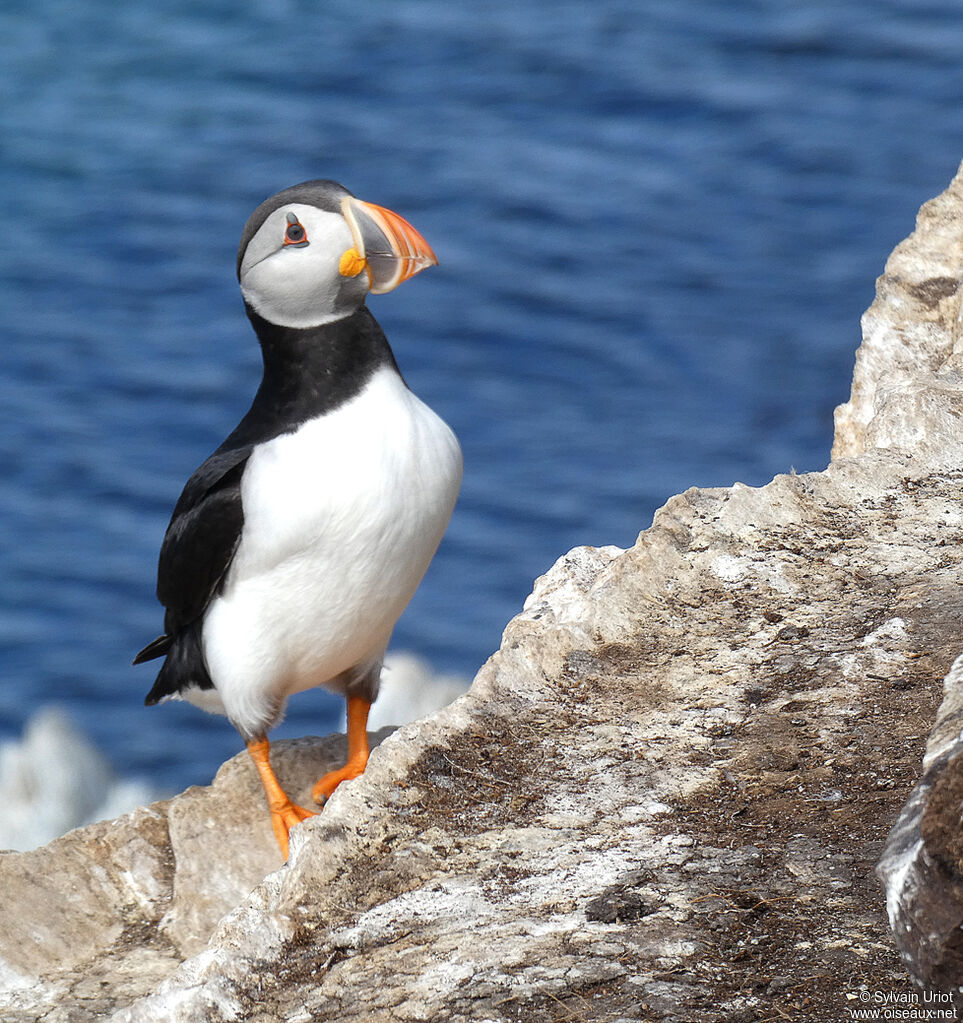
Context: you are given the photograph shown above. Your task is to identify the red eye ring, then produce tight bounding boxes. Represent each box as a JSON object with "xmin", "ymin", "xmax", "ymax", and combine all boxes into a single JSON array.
[{"xmin": 283, "ymin": 215, "xmax": 308, "ymax": 247}]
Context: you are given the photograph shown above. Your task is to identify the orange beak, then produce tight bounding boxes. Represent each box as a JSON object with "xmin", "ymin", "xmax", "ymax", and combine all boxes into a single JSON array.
[{"xmin": 340, "ymin": 196, "xmax": 438, "ymax": 294}]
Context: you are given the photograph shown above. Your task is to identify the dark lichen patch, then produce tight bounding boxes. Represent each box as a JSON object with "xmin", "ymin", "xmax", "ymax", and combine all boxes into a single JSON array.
[
  {"xmin": 563, "ymin": 649, "xmax": 608, "ymax": 679},
  {"xmin": 584, "ymin": 879, "xmax": 653, "ymax": 924},
  {"xmin": 775, "ymin": 624, "xmax": 810, "ymax": 642},
  {"xmin": 907, "ymin": 275, "xmax": 960, "ymax": 307},
  {"xmin": 743, "ymin": 686, "xmax": 767, "ymax": 706},
  {"xmin": 401, "ymin": 710, "xmax": 563, "ymax": 835}
]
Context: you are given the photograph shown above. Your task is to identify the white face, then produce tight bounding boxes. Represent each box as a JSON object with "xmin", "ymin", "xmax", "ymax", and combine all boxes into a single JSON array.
[{"xmin": 238, "ymin": 203, "xmax": 368, "ymax": 328}]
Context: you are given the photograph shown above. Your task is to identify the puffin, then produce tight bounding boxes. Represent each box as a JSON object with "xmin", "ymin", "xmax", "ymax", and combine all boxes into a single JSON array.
[{"xmin": 134, "ymin": 180, "xmax": 462, "ymax": 858}]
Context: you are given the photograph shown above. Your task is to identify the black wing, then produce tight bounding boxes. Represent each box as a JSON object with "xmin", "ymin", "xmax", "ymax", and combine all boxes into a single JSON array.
[{"xmin": 134, "ymin": 445, "xmax": 252, "ymax": 665}]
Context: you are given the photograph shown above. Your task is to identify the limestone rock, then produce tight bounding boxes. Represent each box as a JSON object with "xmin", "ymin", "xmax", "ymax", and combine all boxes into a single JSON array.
[
  {"xmin": 5, "ymin": 162, "xmax": 963, "ymax": 1020},
  {"xmin": 0, "ymin": 730, "xmax": 393, "ymax": 1021},
  {"xmin": 832, "ymin": 164, "xmax": 963, "ymax": 465}
]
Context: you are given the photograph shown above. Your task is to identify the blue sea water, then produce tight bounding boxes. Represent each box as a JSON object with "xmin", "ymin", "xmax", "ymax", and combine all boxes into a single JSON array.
[{"xmin": 1, "ymin": 0, "xmax": 962, "ymax": 792}]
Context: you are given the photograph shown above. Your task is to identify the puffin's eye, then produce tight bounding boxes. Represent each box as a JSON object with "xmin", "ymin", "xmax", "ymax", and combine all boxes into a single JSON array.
[{"xmin": 283, "ymin": 213, "xmax": 308, "ymax": 247}]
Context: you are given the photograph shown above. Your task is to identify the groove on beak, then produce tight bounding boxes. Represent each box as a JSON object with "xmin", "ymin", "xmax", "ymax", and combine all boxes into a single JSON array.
[{"xmin": 341, "ymin": 197, "xmax": 438, "ymax": 294}]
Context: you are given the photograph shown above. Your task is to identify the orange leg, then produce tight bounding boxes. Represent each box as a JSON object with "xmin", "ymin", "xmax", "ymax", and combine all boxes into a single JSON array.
[
  {"xmin": 246, "ymin": 737, "xmax": 315, "ymax": 859},
  {"xmin": 312, "ymin": 695, "xmax": 371, "ymax": 805}
]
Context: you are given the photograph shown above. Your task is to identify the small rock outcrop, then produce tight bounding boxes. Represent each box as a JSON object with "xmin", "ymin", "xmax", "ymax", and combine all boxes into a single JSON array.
[
  {"xmin": 0, "ymin": 731, "xmax": 394, "ymax": 1019},
  {"xmin": 878, "ymin": 655, "xmax": 963, "ymax": 991},
  {"xmin": 5, "ymin": 164, "xmax": 963, "ymax": 1021}
]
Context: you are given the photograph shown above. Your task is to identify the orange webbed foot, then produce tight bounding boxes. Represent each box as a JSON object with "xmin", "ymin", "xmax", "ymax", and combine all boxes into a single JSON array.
[
  {"xmin": 313, "ymin": 695, "xmax": 372, "ymax": 805},
  {"xmin": 246, "ymin": 737, "xmax": 316, "ymax": 859},
  {"xmin": 312, "ymin": 755, "xmax": 369, "ymax": 805},
  {"xmin": 268, "ymin": 799, "xmax": 316, "ymax": 860}
]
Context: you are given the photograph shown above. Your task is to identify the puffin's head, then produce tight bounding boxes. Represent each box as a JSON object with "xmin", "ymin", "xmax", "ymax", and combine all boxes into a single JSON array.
[{"xmin": 236, "ymin": 180, "xmax": 437, "ymax": 328}]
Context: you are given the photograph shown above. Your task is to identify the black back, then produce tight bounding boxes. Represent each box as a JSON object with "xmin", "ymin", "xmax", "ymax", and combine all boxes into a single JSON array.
[{"xmin": 137, "ymin": 304, "xmax": 399, "ymax": 705}]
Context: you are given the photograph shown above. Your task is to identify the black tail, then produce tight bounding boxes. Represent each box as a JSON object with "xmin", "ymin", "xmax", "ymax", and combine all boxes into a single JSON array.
[
  {"xmin": 133, "ymin": 634, "xmax": 172, "ymax": 665},
  {"xmin": 140, "ymin": 620, "xmax": 215, "ymax": 705}
]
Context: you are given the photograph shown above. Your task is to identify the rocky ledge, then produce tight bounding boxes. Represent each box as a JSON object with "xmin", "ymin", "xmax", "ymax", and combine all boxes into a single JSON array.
[{"xmin": 6, "ymin": 165, "xmax": 963, "ymax": 1022}]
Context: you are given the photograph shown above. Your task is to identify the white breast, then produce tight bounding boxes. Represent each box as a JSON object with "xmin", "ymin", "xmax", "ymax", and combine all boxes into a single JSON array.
[{"xmin": 200, "ymin": 364, "xmax": 462, "ymax": 736}]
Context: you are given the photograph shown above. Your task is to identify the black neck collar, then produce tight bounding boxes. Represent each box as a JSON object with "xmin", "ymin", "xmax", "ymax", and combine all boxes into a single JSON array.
[{"xmin": 217, "ymin": 304, "xmax": 400, "ymax": 452}]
